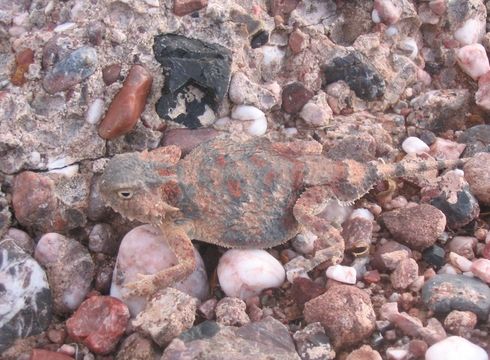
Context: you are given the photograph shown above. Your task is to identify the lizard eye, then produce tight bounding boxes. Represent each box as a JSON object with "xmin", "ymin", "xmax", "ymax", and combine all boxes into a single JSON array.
[{"xmin": 117, "ymin": 190, "xmax": 133, "ymax": 199}]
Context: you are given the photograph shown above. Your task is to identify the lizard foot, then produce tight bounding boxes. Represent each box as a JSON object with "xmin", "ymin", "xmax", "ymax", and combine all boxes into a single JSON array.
[{"xmin": 124, "ymin": 273, "xmax": 158, "ymax": 298}]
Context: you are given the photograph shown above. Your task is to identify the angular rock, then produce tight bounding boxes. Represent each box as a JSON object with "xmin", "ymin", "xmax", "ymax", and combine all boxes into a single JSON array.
[
  {"xmin": 154, "ymin": 34, "xmax": 231, "ymax": 128},
  {"xmin": 299, "ymin": 92, "xmax": 333, "ymax": 128},
  {"xmin": 98, "ymin": 65, "xmax": 153, "ymax": 140},
  {"xmin": 132, "ymin": 288, "xmax": 197, "ymax": 346},
  {"xmin": 456, "ymin": 44, "xmax": 490, "ymax": 80},
  {"xmin": 162, "ymin": 317, "xmax": 301, "ymax": 360},
  {"xmin": 382, "ymin": 204, "xmax": 446, "ymax": 250},
  {"xmin": 0, "ymin": 239, "xmax": 52, "ymax": 353},
  {"xmin": 291, "ymin": 277, "xmax": 326, "ymax": 308},
  {"xmin": 42, "ymin": 47, "xmax": 98, "ymax": 94},
  {"xmin": 228, "ymin": 71, "xmax": 281, "ymax": 111},
  {"xmin": 115, "ymin": 332, "xmax": 160, "ymax": 360},
  {"xmin": 304, "ymin": 285, "xmax": 376, "ymax": 348},
  {"xmin": 458, "ymin": 125, "xmax": 490, "ymax": 156},
  {"xmin": 66, "ymin": 296, "xmax": 130, "ymax": 354},
  {"xmin": 422, "ymin": 274, "xmax": 490, "ymax": 320},
  {"xmin": 391, "ymin": 258, "xmax": 419, "ymax": 290},
  {"xmin": 270, "ymin": 0, "xmax": 301, "ymax": 19},
  {"xmin": 281, "ymin": 82, "xmax": 314, "ymax": 114},
  {"xmin": 293, "ymin": 322, "xmax": 335, "ymax": 360},
  {"xmin": 215, "ymin": 297, "xmax": 250, "ymax": 326},
  {"xmin": 173, "ymin": 0, "xmax": 208, "ymax": 16},
  {"xmin": 11, "ymin": 48, "xmax": 34, "ymax": 86},
  {"xmin": 34, "ymin": 233, "xmax": 94, "ymax": 315},
  {"xmin": 464, "ymin": 152, "xmax": 490, "ymax": 205},
  {"xmin": 323, "ymin": 51, "xmax": 385, "ymax": 101},
  {"xmin": 372, "ymin": 241, "xmax": 412, "ymax": 271}
]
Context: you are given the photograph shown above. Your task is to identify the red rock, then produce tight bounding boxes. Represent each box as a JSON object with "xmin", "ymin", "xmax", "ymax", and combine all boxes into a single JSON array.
[
  {"xmin": 288, "ymin": 29, "xmax": 308, "ymax": 54},
  {"xmin": 291, "ymin": 277, "xmax": 326, "ymax": 307},
  {"xmin": 281, "ymin": 82, "xmax": 314, "ymax": 114},
  {"xmin": 102, "ymin": 64, "xmax": 122, "ymax": 85},
  {"xmin": 161, "ymin": 128, "xmax": 219, "ymax": 155},
  {"xmin": 470, "ymin": 259, "xmax": 490, "ymax": 283},
  {"xmin": 483, "ymin": 242, "xmax": 490, "ymax": 260},
  {"xmin": 11, "ymin": 48, "xmax": 34, "ymax": 86},
  {"xmin": 363, "ymin": 270, "xmax": 381, "ymax": 284},
  {"xmin": 30, "ymin": 349, "xmax": 73, "ymax": 360},
  {"xmin": 408, "ymin": 339, "xmax": 428, "ymax": 358},
  {"xmin": 270, "ymin": 0, "xmax": 300, "ymax": 18},
  {"xmin": 98, "ymin": 65, "xmax": 152, "ymax": 140},
  {"xmin": 66, "ymin": 296, "xmax": 129, "ymax": 354},
  {"xmin": 173, "ymin": 0, "xmax": 208, "ymax": 16}
]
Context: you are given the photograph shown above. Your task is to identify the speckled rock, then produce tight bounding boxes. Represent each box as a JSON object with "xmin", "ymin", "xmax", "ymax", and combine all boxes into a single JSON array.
[
  {"xmin": 115, "ymin": 332, "xmax": 160, "ymax": 360},
  {"xmin": 422, "ymin": 274, "xmax": 490, "ymax": 320},
  {"xmin": 35, "ymin": 233, "xmax": 94, "ymax": 315},
  {"xmin": 345, "ymin": 345, "xmax": 382, "ymax": 360},
  {"xmin": 215, "ymin": 297, "xmax": 250, "ymax": 326},
  {"xmin": 98, "ymin": 65, "xmax": 153, "ymax": 140},
  {"xmin": 162, "ymin": 317, "xmax": 301, "ymax": 360},
  {"xmin": 304, "ymin": 285, "xmax": 376, "ymax": 348},
  {"xmin": 382, "ymin": 204, "xmax": 446, "ymax": 250},
  {"xmin": 132, "ymin": 288, "xmax": 197, "ymax": 346},
  {"xmin": 464, "ymin": 152, "xmax": 490, "ymax": 205},
  {"xmin": 443, "ymin": 310, "xmax": 478, "ymax": 336},
  {"xmin": 173, "ymin": 0, "xmax": 208, "ymax": 16},
  {"xmin": 42, "ymin": 46, "xmax": 97, "ymax": 94},
  {"xmin": 228, "ymin": 71, "xmax": 281, "ymax": 111},
  {"xmin": 293, "ymin": 322, "xmax": 335, "ymax": 360},
  {"xmin": 110, "ymin": 225, "xmax": 208, "ymax": 316},
  {"xmin": 67, "ymin": 295, "xmax": 129, "ymax": 354},
  {"xmin": 391, "ymin": 258, "xmax": 419, "ymax": 290},
  {"xmin": 323, "ymin": 51, "xmax": 385, "ymax": 101},
  {"xmin": 281, "ymin": 82, "xmax": 314, "ymax": 114},
  {"xmin": 0, "ymin": 239, "xmax": 52, "ymax": 353},
  {"xmin": 458, "ymin": 125, "xmax": 490, "ymax": 156}
]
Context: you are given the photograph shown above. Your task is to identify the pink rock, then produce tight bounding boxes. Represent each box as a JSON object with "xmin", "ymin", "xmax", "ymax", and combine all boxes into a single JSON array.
[
  {"xmin": 30, "ymin": 349, "xmax": 73, "ymax": 360},
  {"xmin": 66, "ymin": 296, "xmax": 130, "ymax": 354},
  {"xmin": 456, "ymin": 44, "xmax": 490, "ymax": 80},
  {"xmin": 363, "ymin": 270, "xmax": 381, "ymax": 284},
  {"xmin": 373, "ymin": 0, "xmax": 402, "ymax": 25},
  {"xmin": 470, "ymin": 258, "xmax": 490, "ymax": 283},
  {"xmin": 475, "ymin": 72, "xmax": 490, "ymax": 110},
  {"xmin": 391, "ymin": 258, "xmax": 419, "ymax": 290},
  {"xmin": 173, "ymin": 0, "xmax": 208, "ymax": 16},
  {"xmin": 429, "ymin": 138, "xmax": 466, "ymax": 160},
  {"xmin": 444, "ymin": 310, "xmax": 478, "ymax": 336},
  {"xmin": 464, "ymin": 152, "xmax": 490, "ymax": 205},
  {"xmin": 289, "ymin": 29, "xmax": 308, "ymax": 54},
  {"xmin": 448, "ymin": 236, "xmax": 477, "ymax": 259},
  {"xmin": 161, "ymin": 128, "xmax": 219, "ymax": 155}
]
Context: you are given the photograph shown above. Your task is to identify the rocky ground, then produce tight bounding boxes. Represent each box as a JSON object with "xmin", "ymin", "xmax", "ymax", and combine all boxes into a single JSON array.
[{"xmin": 1, "ymin": 0, "xmax": 490, "ymax": 359}]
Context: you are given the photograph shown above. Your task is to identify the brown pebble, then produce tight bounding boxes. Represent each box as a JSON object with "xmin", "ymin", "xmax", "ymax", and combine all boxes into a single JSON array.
[
  {"xmin": 408, "ymin": 339, "xmax": 428, "ymax": 358},
  {"xmin": 346, "ymin": 345, "xmax": 382, "ymax": 360},
  {"xmin": 391, "ymin": 258, "xmax": 419, "ymax": 290},
  {"xmin": 11, "ymin": 48, "xmax": 34, "ymax": 86},
  {"xmin": 30, "ymin": 349, "xmax": 73, "ymax": 360},
  {"xmin": 102, "ymin": 64, "xmax": 122, "ymax": 85},
  {"xmin": 363, "ymin": 270, "xmax": 381, "ymax": 284},
  {"xmin": 98, "ymin": 65, "xmax": 152, "ymax": 140},
  {"xmin": 173, "ymin": 0, "xmax": 208, "ymax": 16},
  {"xmin": 291, "ymin": 277, "xmax": 326, "ymax": 308},
  {"xmin": 288, "ymin": 29, "xmax": 308, "ymax": 54},
  {"xmin": 281, "ymin": 82, "xmax": 314, "ymax": 114},
  {"xmin": 464, "ymin": 152, "xmax": 490, "ymax": 205}
]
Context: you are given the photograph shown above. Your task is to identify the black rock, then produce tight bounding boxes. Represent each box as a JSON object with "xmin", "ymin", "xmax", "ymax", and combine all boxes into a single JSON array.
[
  {"xmin": 322, "ymin": 51, "xmax": 385, "ymax": 101},
  {"xmin": 251, "ymin": 30, "xmax": 269, "ymax": 48},
  {"xmin": 458, "ymin": 124, "xmax": 490, "ymax": 157},
  {"xmin": 430, "ymin": 186, "xmax": 479, "ymax": 229},
  {"xmin": 162, "ymin": 316, "xmax": 300, "ymax": 360},
  {"xmin": 422, "ymin": 245, "xmax": 445, "ymax": 268},
  {"xmin": 153, "ymin": 34, "xmax": 232, "ymax": 128},
  {"xmin": 422, "ymin": 274, "xmax": 490, "ymax": 320},
  {"xmin": 0, "ymin": 239, "xmax": 52, "ymax": 352}
]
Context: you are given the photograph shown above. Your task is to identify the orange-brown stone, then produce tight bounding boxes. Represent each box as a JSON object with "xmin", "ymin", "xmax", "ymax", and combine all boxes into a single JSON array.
[
  {"xmin": 98, "ymin": 65, "xmax": 152, "ymax": 140},
  {"xmin": 173, "ymin": 0, "xmax": 208, "ymax": 16},
  {"xmin": 11, "ymin": 48, "xmax": 34, "ymax": 86}
]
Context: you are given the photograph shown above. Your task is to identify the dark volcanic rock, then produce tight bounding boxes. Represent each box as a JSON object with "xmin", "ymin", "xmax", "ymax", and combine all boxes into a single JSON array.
[
  {"xmin": 422, "ymin": 274, "xmax": 490, "ymax": 320},
  {"xmin": 430, "ymin": 185, "xmax": 480, "ymax": 229},
  {"xmin": 0, "ymin": 239, "xmax": 52, "ymax": 352},
  {"xmin": 322, "ymin": 51, "xmax": 385, "ymax": 101},
  {"xmin": 458, "ymin": 125, "xmax": 490, "ymax": 156},
  {"xmin": 153, "ymin": 34, "xmax": 232, "ymax": 128},
  {"xmin": 162, "ymin": 316, "xmax": 300, "ymax": 360}
]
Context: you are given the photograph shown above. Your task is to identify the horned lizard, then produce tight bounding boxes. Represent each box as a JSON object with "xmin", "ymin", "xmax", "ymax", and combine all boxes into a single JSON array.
[{"xmin": 100, "ymin": 137, "xmax": 465, "ymax": 297}]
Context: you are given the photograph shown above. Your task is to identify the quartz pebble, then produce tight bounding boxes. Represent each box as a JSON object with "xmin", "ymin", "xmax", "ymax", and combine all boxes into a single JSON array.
[
  {"xmin": 402, "ymin": 136, "xmax": 430, "ymax": 154},
  {"xmin": 42, "ymin": 46, "xmax": 98, "ymax": 94},
  {"xmin": 304, "ymin": 285, "xmax": 376, "ymax": 348},
  {"xmin": 325, "ymin": 265, "xmax": 357, "ymax": 284},
  {"xmin": 456, "ymin": 44, "xmax": 490, "ymax": 80},
  {"xmin": 86, "ymin": 98, "xmax": 105, "ymax": 125},
  {"xmin": 453, "ymin": 18, "xmax": 484, "ymax": 46},
  {"xmin": 217, "ymin": 249, "xmax": 285, "ymax": 299},
  {"xmin": 230, "ymin": 105, "xmax": 268, "ymax": 136},
  {"xmin": 132, "ymin": 288, "xmax": 197, "ymax": 346},
  {"xmin": 110, "ymin": 225, "xmax": 208, "ymax": 316},
  {"xmin": 98, "ymin": 65, "xmax": 153, "ymax": 139},
  {"xmin": 299, "ymin": 92, "xmax": 333, "ymax": 127},
  {"xmin": 66, "ymin": 296, "xmax": 129, "ymax": 354},
  {"xmin": 425, "ymin": 336, "xmax": 488, "ymax": 360},
  {"xmin": 35, "ymin": 233, "xmax": 94, "ymax": 314}
]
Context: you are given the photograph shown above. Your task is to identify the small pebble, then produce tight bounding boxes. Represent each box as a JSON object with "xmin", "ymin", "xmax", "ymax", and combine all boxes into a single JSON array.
[
  {"xmin": 422, "ymin": 245, "xmax": 446, "ymax": 268},
  {"xmin": 385, "ymin": 348, "xmax": 408, "ymax": 360},
  {"xmin": 346, "ymin": 345, "xmax": 382, "ymax": 360},
  {"xmin": 102, "ymin": 63, "xmax": 122, "ymax": 85},
  {"xmin": 326, "ymin": 264, "xmax": 357, "ymax": 284},
  {"xmin": 98, "ymin": 65, "xmax": 153, "ymax": 140},
  {"xmin": 11, "ymin": 48, "xmax": 34, "ymax": 86},
  {"xmin": 425, "ymin": 336, "xmax": 488, "ymax": 360},
  {"xmin": 456, "ymin": 44, "xmax": 490, "ymax": 80},
  {"xmin": 215, "ymin": 297, "xmax": 250, "ymax": 326},
  {"xmin": 448, "ymin": 236, "xmax": 476, "ymax": 259},
  {"xmin": 217, "ymin": 249, "xmax": 285, "ymax": 299},
  {"xmin": 373, "ymin": 0, "xmax": 401, "ymax": 25},
  {"xmin": 116, "ymin": 333, "xmax": 160, "ymax": 360},
  {"xmin": 293, "ymin": 322, "xmax": 336, "ymax": 360},
  {"xmin": 231, "ymin": 104, "xmax": 268, "ymax": 136},
  {"xmin": 444, "ymin": 310, "xmax": 477, "ymax": 336},
  {"xmin": 448, "ymin": 252, "xmax": 473, "ymax": 272},
  {"xmin": 29, "ymin": 349, "xmax": 73, "ymax": 360},
  {"xmin": 86, "ymin": 98, "xmax": 105, "ymax": 125},
  {"xmin": 391, "ymin": 258, "xmax": 419, "ymax": 290},
  {"xmin": 402, "ymin": 137, "xmax": 430, "ymax": 155},
  {"xmin": 454, "ymin": 18, "xmax": 484, "ymax": 46},
  {"xmin": 464, "ymin": 152, "xmax": 490, "ymax": 205},
  {"xmin": 282, "ymin": 82, "xmax": 314, "ymax": 114},
  {"xmin": 429, "ymin": 138, "xmax": 466, "ymax": 160},
  {"xmin": 251, "ymin": 30, "xmax": 269, "ymax": 48},
  {"xmin": 470, "ymin": 258, "xmax": 490, "ymax": 283}
]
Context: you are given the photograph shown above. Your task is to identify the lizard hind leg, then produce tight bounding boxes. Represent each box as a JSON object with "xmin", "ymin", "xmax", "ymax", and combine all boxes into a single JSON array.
[{"xmin": 288, "ymin": 186, "xmax": 346, "ymax": 275}]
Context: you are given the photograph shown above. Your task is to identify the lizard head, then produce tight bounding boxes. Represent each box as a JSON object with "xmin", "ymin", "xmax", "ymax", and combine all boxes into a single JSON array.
[{"xmin": 99, "ymin": 146, "xmax": 182, "ymax": 225}]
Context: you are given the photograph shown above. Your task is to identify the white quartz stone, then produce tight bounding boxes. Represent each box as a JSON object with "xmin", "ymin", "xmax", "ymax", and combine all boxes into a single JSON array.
[
  {"xmin": 326, "ymin": 264, "xmax": 357, "ymax": 284},
  {"xmin": 86, "ymin": 98, "xmax": 105, "ymax": 125},
  {"xmin": 425, "ymin": 336, "xmax": 488, "ymax": 360},
  {"xmin": 454, "ymin": 18, "xmax": 484, "ymax": 46},
  {"xmin": 402, "ymin": 136, "xmax": 430, "ymax": 155},
  {"xmin": 456, "ymin": 44, "xmax": 490, "ymax": 80}
]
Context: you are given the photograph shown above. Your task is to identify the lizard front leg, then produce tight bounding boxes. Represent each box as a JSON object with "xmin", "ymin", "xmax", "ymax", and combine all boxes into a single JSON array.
[
  {"xmin": 288, "ymin": 186, "xmax": 345, "ymax": 275},
  {"xmin": 125, "ymin": 226, "xmax": 196, "ymax": 298}
]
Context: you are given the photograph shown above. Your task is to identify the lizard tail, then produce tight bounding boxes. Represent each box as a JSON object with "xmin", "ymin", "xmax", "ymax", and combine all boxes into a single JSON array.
[{"xmin": 374, "ymin": 157, "xmax": 469, "ymax": 180}]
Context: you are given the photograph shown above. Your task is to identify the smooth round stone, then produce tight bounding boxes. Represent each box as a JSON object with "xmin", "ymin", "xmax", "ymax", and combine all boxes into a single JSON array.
[
  {"xmin": 326, "ymin": 265, "xmax": 357, "ymax": 284},
  {"xmin": 110, "ymin": 225, "xmax": 208, "ymax": 316},
  {"xmin": 425, "ymin": 336, "xmax": 488, "ymax": 360},
  {"xmin": 402, "ymin": 137, "xmax": 430, "ymax": 155},
  {"xmin": 0, "ymin": 239, "xmax": 52, "ymax": 352},
  {"xmin": 217, "ymin": 249, "xmax": 285, "ymax": 299},
  {"xmin": 422, "ymin": 274, "xmax": 490, "ymax": 320}
]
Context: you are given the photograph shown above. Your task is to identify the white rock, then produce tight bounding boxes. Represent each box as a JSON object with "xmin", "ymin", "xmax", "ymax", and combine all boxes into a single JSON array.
[
  {"xmin": 325, "ymin": 264, "xmax": 357, "ymax": 284},
  {"xmin": 144, "ymin": 0, "xmax": 159, "ymax": 6},
  {"xmin": 454, "ymin": 18, "xmax": 484, "ymax": 46},
  {"xmin": 29, "ymin": 151, "xmax": 41, "ymax": 165},
  {"xmin": 350, "ymin": 208, "xmax": 374, "ymax": 221},
  {"xmin": 111, "ymin": 225, "xmax": 208, "ymax": 316},
  {"xmin": 86, "ymin": 98, "xmax": 105, "ymax": 124},
  {"xmin": 372, "ymin": 9, "xmax": 381, "ymax": 23},
  {"xmin": 261, "ymin": 46, "xmax": 285, "ymax": 80},
  {"xmin": 48, "ymin": 164, "xmax": 79, "ymax": 177},
  {"xmin": 299, "ymin": 92, "xmax": 332, "ymax": 127},
  {"xmin": 402, "ymin": 136, "xmax": 430, "ymax": 155},
  {"xmin": 398, "ymin": 38, "xmax": 418, "ymax": 60},
  {"xmin": 456, "ymin": 44, "xmax": 490, "ymax": 80},
  {"xmin": 386, "ymin": 348, "xmax": 409, "ymax": 360},
  {"xmin": 54, "ymin": 22, "xmax": 76, "ymax": 32},
  {"xmin": 448, "ymin": 252, "xmax": 473, "ymax": 272},
  {"xmin": 231, "ymin": 105, "xmax": 265, "ymax": 121},
  {"xmin": 217, "ymin": 249, "xmax": 285, "ymax": 299},
  {"xmin": 425, "ymin": 336, "xmax": 488, "ymax": 360},
  {"xmin": 245, "ymin": 115, "xmax": 267, "ymax": 136},
  {"xmin": 47, "ymin": 156, "xmax": 75, "ymax": 170}
]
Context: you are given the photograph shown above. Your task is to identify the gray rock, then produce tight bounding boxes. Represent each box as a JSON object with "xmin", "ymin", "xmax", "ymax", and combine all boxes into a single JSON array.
[
  {"xmin": 458, "ymin": 125, "xmax": 490, "ymax": 157},
  {"xmin": 293, "ymin": 322, "xmax": 335, "ymax": 360},
  {"xmin": 0, "ymin": 239, "xmax": 52, "ymax": 352},
  {"xmin": 162, "ymin": 317, "xmax": 301, "ymax": 360},
  {"xmin": 0, "ymin": 190, "xmax": 10, "ymax": 239},
  {"xmin": 422, "ymin": 274, "xmax": 490, "ymax": 320}
]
